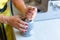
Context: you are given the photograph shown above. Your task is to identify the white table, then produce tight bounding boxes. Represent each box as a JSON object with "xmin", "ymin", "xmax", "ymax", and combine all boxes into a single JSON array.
[
  {"xmin": 14, "ymin": 19, "xmax": 60, "ymax": 40},
  {"xmin": 14, "ymin": 1, "xmax": 60, "ymax": 40}
]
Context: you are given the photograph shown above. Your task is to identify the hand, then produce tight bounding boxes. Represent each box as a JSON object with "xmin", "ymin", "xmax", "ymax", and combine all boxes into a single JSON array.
[
  {"xmin": 7, "ymin": 16, "xmax": 28, "ymax": 32},
  {"xmin": 25, "ymin": 6, "xmax": 37, "ymax": 21}
]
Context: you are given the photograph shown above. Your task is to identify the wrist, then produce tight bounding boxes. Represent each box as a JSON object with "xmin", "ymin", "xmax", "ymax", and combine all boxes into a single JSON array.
[
  {"xmin": 0, "ymin": 15, "xmax": 9, "ymax": 24},
  {"xmin": 3, "ymin": 16, "xmax": 9, "ymax": 24}
]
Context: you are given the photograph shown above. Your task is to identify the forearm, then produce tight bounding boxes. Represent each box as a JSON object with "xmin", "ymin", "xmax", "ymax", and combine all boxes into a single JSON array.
[{"xmin": 12, "ymin": 0, "xmax": 26, "ymax": 16}]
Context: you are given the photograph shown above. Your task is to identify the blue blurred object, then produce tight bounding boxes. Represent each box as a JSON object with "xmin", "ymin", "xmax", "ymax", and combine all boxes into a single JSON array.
[{"xmin": 21, "ymin": 21, "xmax": 33, "ymax": 37}]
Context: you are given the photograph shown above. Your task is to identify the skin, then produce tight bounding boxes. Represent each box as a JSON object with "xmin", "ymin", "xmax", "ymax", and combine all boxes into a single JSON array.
[
  {"xmin": 12, "ymin": 0, "xmax": 26, "ymax": 17},
  {"xmin": 0, "ymin": 0, "xmax": 37, "ymax": 32}
]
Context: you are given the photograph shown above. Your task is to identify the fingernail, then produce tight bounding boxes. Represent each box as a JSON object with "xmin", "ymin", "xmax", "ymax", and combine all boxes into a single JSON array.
[
  {"xmin": 23, "ymin": 30, "xmax": 27, "ymax": 33},
  {"xmin": 26, "ymin": 27, "xmax": 28, "ymax": 29},
  {"xmin": 26, "ymin": 26, "xmax": 28, "ymax": 29},
  {"xmin": 25, "ymin": 24, "xmax": 28, "ymax": 26},
  {"xmin": 25, "ymin": 30, "xmax": 27, "ymax": 32}
]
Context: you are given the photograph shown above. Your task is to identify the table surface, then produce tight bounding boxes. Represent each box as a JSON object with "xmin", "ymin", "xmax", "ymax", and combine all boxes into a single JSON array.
[{"xmin": 14, "ymin": 1, "xmax": 60, "ymax": 40}]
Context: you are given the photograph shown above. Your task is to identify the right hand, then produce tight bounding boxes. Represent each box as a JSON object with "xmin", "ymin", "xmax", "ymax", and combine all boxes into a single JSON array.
[
  {"xmin": 7, "ymin": 16, "xmax": 28, "ymax": 32},
  {"xmin": 25, "ymin": 6, "xmax": 37, "ymax": 21}
]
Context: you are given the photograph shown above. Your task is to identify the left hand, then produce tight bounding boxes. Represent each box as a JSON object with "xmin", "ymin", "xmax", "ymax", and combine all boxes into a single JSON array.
[{"xmin": 25, "ymin": 6, "xmax": 37, "ymax": 21}]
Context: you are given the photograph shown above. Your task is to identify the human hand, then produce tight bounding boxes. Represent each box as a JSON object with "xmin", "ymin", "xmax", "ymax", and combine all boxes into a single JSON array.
[
  {"xmin": 7, "ymin": 16, "xmax": 28, "ymax": 32},
  {"xmin": 25, "ymin": 6, "xmax": 37, "ymax": 21}
]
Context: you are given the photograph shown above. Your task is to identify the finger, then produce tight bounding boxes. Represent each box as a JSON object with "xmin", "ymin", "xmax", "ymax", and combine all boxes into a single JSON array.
[
  {"xmin": 26, "ymin": 6, "xmax": 37, "ymax": 20},
  {"xmin": 27, "ymin": 6, "xmax": 37, "ymax": 15},
  {"xmin": 19, "ymin": 28, "xmax": 27, "ymax": 33},
  {"xmin": 16, "ymin": 18, "xmax": 28, "ymax": 25},
  {"xmin": 28, "ymin": 8, "xmax": 37, "ymax": 14},
  {"xmin": 14, "ymin": 22, "xmax": 28, "ymax": 29},
  {"xmin": 26, "ymin": 8, "xmax": 37, "ymax": 16},
  {"xmin": 13, "ymin": 22, "xmax": 27, "ymax": 32},
  {"xmin": 26, "ymin": 10, "xmax": 34, "ymax": 15},
  {"xmin": 19, "ymin": 23, "xmax": 28, "ymax": 29},
  {"xmin": 26, "ymin": 13, "xmax": 36, "ymax": 20},
  {"xmin": 27, "ymin": 6, "xmax": 37, "ymax": 11},
  {"xmin": 16, "ymin": 15, "xmax": 25, "ymax": 19},
  {"xmin": 29, "ymin": 8, "xmax": 37, "ymax": 20},
  {"xmin": 26, "ymin": 14, "xmax": 32, "ymax": 20},
  {"xmin": 13, "ymin": 24, "xmax": 27, "ymax": 32},
  {"xmin": 26, "ymin": 11, "xmax": 35, "ymax": 20}
]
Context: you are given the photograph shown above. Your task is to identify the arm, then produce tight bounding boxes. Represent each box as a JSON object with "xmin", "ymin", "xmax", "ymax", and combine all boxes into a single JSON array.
[
  {"xmin": 0, "ymin": 15, "xmax": 28, "ymax": 32},
  {"xmin": 12, "ymin": 0, "xmax": 26, "ymax": 17}
]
